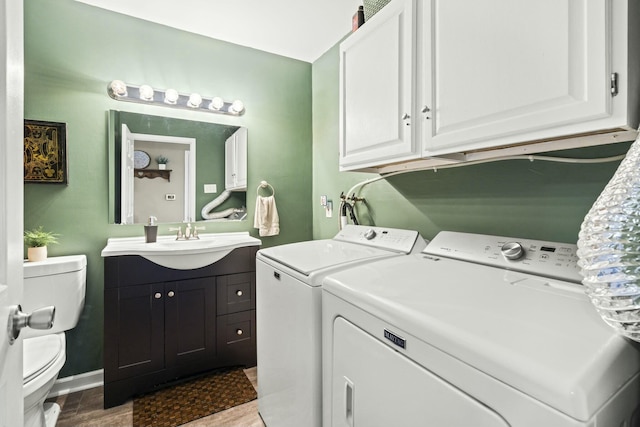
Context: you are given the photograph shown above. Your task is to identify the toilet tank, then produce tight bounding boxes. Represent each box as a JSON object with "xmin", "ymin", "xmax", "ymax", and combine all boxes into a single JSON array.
[{"xmin": 22, "ymin": 255, "xmax": 87, "ymax": 338}]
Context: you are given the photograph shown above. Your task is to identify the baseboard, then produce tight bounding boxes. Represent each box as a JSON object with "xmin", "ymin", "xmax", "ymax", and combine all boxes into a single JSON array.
[{"xmin": 48, "ymin": 369, "xmax": 104, "ymax": 398}]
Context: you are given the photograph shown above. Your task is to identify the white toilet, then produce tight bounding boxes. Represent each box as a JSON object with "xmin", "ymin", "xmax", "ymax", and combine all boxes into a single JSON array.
[{"xmin": 22, "ymin": 255, "xmax": 87, "ymax": 427}]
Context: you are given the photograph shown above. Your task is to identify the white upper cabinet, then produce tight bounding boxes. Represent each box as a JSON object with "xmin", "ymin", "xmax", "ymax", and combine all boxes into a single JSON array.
[
  {"xmin": 339, "ymin": 0, "xmax": 417, "ymax": 171},
  {"xmin": 225, "ymin": 127, "xmax": 247, "ymax": 191},
  {"xmin": 421, "ymin": 0, "xmax": 630, "ymax": 156},
  {"xmin": 340, "ymin": 0, "xmax": 640, "ymax": 172}
]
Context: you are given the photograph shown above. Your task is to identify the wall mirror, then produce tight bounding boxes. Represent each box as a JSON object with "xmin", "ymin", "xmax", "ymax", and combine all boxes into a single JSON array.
[{"xmin": 108, "ymin": 110, "xmax": 247, "ymax": 224}]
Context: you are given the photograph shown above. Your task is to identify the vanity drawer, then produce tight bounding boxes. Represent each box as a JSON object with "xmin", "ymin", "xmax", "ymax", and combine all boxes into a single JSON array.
[
  {"xmin": 217, "ymin": 272, "xmax": 255, "ymax": 315},
  {"xmin": 216, "ymin": 310, "xmax": 256, "ymax": 366}
]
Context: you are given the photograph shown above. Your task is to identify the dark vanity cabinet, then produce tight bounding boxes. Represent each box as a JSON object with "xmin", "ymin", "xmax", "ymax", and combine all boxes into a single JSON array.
[{"xmin": 103, "ymin": 246, "xmax": 258, "ymax": 408}]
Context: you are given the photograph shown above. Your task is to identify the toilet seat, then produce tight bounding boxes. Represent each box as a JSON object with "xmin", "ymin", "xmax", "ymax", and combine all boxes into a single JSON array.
[{"xmin": 23, "ymin": 334, "xmax": 64, "ymax": 384}]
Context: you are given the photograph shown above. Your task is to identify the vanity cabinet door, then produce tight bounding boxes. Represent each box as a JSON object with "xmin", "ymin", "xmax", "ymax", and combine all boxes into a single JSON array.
[
  {"xmin": 164, "ymin": 278, "xmax": 217, "ymax": 373},
  {"xmin": 338, "ymin": 0, "xmax": 417, "ymax": 171},
  {"xmin": 216, "ymin": 310, "xmax": 257, "ymax": 367},
  {"xmin": 104, "ymin": 283, "xmax": 165, "ymax": 382}
]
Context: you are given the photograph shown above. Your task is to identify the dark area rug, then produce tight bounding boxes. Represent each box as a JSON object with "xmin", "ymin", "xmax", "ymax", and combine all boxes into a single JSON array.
[{"xmin": 132, "ymin": 368, "xmax": 257, "ymax": 427}]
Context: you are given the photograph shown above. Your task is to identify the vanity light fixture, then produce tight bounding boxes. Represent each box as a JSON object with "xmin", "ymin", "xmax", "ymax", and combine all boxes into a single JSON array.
[
  {"xmin": 164, "ymin": 88, "xmax": 179, "ymax": 105},
  {"xmin": 107, "ymin": 80, "xmax": 246, "ymax": 116},
  {"xmin": 138, "ymin": 85, "xmax": 155, "ymax": 101}
]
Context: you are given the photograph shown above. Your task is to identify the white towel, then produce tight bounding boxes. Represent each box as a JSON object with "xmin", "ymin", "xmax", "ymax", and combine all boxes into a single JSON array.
[{"xmin": 254, "ymin": 195, "xmax": 280, "ymax": 236}]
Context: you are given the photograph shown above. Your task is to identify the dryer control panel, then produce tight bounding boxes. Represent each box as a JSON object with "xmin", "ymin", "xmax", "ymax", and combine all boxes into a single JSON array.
[
  {"xmin": 424, "ymin": 231, "xmax": 582, "ymax": 283},
  {"xmin": 334, "ymin": 225, "xmax": 426, "ymax": 254}
]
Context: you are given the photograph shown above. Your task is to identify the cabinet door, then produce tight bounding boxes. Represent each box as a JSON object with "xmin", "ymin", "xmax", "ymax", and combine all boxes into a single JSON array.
[
  {"xmin": 225, "ymin": 133, "xmax": 236, "ymax": 190},
  {"xmin": 234, "ymin": 127, "xmax": 247, "ymax": 190},
  {"xmin": 421, "ymin": 0, "xmax": 611, "ymax": 155},
  {"xmin": 339, "ymin": 0, "xmax": 417, "ymax": 171},
  {"xmin": 225, "ymin": 128, "xmax": 248, "ymax": 191},
  {"xmin": 165, "ymin": 278, "xmax": 217, "ymax": 371},
  {"xmin": 104, "ymin": 283, "xmax": 165, "ymax": 382}
]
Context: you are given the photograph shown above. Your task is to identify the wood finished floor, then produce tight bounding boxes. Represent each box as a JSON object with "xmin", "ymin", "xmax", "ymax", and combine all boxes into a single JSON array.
[{"xmin": 47, "ymin": 367, "xmax": 265, "ymax": 427}]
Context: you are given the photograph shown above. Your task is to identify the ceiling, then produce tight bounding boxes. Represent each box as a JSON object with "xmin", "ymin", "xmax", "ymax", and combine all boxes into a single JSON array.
[{"xmin": 75, "ymin": 0, "xmax": 361, "ymax": 63}]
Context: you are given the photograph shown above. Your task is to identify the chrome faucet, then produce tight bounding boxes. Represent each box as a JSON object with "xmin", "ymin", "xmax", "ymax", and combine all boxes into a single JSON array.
[{"xmin": 168, "ymin": 224, "xmax": 204, "ymax": 240}]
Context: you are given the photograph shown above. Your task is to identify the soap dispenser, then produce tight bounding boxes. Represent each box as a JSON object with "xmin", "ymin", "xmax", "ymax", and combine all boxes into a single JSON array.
[{"xmin": 145, "ymin": 216, "xmax": 158, "ymax": 243}]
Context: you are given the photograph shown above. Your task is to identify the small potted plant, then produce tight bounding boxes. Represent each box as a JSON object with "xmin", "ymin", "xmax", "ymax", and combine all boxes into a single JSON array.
[
  {"xmin": 24, "ymin": 226, "xmax": 60, "ymax": 262},
  {"xmin": 156, "ymin": 155, "xmax": 169, "ymax": 170}
]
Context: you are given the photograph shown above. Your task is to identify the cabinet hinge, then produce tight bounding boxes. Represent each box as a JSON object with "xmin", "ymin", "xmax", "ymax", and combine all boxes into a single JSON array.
[{"xmin": 611, "ymin": 72, "xmax": 619, "ymax": 96}]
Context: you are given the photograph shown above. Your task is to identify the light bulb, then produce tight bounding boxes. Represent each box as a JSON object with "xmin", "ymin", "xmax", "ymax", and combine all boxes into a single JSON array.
[
  {"xmin": 188, "ymin": 93, "xmax": 202, "ymax": 108},
  {"xmin": 139, "ymin": 85, "xmax": 154, "ymax": 101},
  {"xmin": 164, "ymin": 89, "xmax": 179, "ymax": 105},
  {"xmin": 231, "ymin": 100, "xmax": 245, "ymax": 114},
  {"xmin": 109, "ymin": 80, "xmax": 128, "ymax": 97},
  {"xmin": 209, "ymin": 97, "xmax": 224, "ymax": 110}
]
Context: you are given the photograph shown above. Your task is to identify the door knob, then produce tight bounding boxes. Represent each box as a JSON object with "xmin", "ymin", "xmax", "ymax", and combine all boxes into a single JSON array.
[{"xmin": 7, "ymin": 305, "xmax": 55, "ymax": 345}]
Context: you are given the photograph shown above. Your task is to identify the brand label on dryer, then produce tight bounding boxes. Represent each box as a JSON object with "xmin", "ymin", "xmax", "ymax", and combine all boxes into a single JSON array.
[{"xmin": 384, "ymin": 329, "xmax": 406, "ymax": 349}]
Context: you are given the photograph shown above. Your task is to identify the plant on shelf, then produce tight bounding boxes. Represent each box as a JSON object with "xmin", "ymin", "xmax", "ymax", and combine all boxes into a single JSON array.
[
  {"xmin": 156, "ymin": 155, "xmax": 169, "ymax": 170},
  {"xmin": 24, "ymin": 226, "xmax": 60, "ymax": 262}
]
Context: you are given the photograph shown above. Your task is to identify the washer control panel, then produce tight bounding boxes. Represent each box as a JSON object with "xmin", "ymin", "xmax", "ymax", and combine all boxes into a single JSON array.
[
  {"xmin": 425, "ymin": 231, "xmax": 582, "ymax": 283},
  {"xmin": 334, "ymin": 225, "xmax": 425, "ymax": 254}
]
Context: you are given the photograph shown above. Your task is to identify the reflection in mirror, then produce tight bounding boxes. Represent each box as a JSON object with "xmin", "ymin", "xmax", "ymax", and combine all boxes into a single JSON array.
[{"xmin": 109, "ymin": 110, "xmax": 247, "ymax": 224}]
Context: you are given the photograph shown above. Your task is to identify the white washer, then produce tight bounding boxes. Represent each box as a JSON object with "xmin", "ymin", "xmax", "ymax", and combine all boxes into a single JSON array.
[
  {"xmin": 256, "ymin": 224, "xmax": 426, "ymax": 427},
  {"xmin": 322, "ymin": 231, "xmax": 640, "ymax": 427}
]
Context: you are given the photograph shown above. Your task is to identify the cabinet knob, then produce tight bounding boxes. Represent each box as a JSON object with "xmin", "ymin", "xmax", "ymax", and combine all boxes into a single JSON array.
[
  {"xmin": 236, "ymin": 290, "xmax": 243, "ymax": 297},
  {"xmin": 421, "ymin": 105, "xmax": 431, "ymax": 113},
  {"xmin": 401, "ymin": 113, "xmax": 410, "ymax": 120},
  {"xmin": 236, "ymin": 329, "xmax": 244, "ymax": 336},
  {"xmin": 167, "ymin": 291, "xmax": 175, "ymax": 297},
  {"xmin": 154, "ymin": 293, "xmax": 162, "ymax": 299}
]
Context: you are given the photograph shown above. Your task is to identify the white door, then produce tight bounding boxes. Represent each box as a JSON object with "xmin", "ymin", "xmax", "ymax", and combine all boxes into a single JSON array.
[
  {"xmin": 0, "ymin": 0, "xmax": 24, "ymax": 425},
  {"xmin": 120, "ymin": 124, "xmax": 135, "ymax": 224},
  {"xmin": 338, "ymin": 0, "xmax": 417, "ymax": 171},
  {"xmin": 422, "ymin": 0, "xmax": 610, "ymax": 155}
]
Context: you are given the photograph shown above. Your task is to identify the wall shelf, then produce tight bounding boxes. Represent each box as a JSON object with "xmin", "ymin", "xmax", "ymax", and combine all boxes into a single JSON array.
[{"xmin": 134, "ymin": 168, "xmax": 171, "ymax": 182}]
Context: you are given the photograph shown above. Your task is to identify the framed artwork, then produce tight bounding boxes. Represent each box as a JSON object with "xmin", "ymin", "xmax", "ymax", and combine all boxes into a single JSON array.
[{"xmin": 24, "ymin": 120, "xmax": 68, "ymax": 184}]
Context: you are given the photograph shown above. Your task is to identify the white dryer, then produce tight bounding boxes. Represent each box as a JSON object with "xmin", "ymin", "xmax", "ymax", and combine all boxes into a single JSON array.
[
  {"xmin": 256, "ymin": 224, "xmax": 426, "ymax": 427},
  {"xmin": 322, "ymin": 231, "xmax": 640, "ymax": 427}
]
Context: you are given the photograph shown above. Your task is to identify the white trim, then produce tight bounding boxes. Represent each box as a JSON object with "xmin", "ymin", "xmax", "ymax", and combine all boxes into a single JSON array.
[{"xmin": 47, "ymin": 369, "xmax": 104, "ymax": 398}]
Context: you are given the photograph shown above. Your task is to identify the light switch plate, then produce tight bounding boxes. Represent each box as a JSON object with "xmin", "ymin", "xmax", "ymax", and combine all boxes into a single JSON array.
[{"xmin": 204, "ymin": 184, "xmax": 217, "ymax": 193}]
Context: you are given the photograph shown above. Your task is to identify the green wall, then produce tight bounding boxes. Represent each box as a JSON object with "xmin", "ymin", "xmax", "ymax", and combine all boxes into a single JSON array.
[
  {"xmin": 24, "ymin": 0, "xmax": 312, "ymax": 376},
  {"xmin": 311, "ymin": 42, "xmax": 631, "ymax": 244}
]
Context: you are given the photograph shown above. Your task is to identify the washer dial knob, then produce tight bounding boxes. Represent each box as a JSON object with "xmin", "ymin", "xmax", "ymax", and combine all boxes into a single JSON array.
[
  {"xmin": 364, "ymin": 229, "xmax": 377, "ymax": 240},
  {"xmin": 501, "ymin": 242, "xmax": 524, "ymax": 260}
]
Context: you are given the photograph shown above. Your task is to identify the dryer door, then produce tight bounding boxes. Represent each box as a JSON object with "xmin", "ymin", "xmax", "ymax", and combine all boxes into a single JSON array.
[{"xmin": 331, "ymin": 317, "xmax": 509, "ymax": 427}]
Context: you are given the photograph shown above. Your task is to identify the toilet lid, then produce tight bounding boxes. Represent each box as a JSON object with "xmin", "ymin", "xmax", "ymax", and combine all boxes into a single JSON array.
[{"xmin": 23, "ymin": 335, "xmax": 63, "ymax": 384}]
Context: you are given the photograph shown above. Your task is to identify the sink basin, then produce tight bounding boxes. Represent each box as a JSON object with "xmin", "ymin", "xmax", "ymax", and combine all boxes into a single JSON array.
[{"xmin": 101, "ymin": 232, "xmax": 261, "ymax": 269}]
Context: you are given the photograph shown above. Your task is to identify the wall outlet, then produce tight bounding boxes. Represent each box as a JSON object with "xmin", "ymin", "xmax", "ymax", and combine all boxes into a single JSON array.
[
  {"xmin": 204, "ymin": 184, "xmax": 217, "ymax": 193},
  {"xmin": 320, "ymin": 195, "xmax": 327, "ymax": 206},
  {"xmin": 325, "ymin": 201, "xmax": 333, "ymax": 218},
  {"xmin": 165, "ymin": 194, "xmax": 176, "ymax": 201}
]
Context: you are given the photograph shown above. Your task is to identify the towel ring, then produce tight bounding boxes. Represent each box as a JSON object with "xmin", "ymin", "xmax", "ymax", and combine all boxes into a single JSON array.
[{"xmin": 257, "ymin": 180, "xmax": 275, "ymax": 196}]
